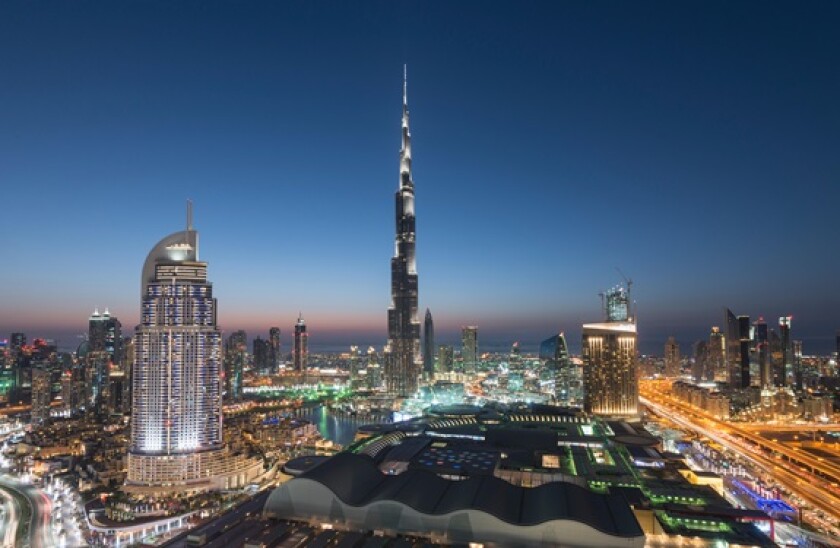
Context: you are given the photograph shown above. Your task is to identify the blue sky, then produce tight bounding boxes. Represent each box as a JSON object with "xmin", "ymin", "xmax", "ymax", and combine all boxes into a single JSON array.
[{"xmin": 1, "ymin": 1, "xmax": 838, "ymax": 354}]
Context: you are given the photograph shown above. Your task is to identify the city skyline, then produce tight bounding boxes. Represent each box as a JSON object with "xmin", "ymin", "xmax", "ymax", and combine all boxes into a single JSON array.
[{"xmin": 1, "ymin": 2, "xmax": 839, "ymax": 353}]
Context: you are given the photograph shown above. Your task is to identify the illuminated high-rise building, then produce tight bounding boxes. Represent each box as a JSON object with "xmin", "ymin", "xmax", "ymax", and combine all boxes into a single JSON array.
[
  {"xmin": 423, "ymin": 309, "xmax": 435, "ymax": 377},
  {"xmin": 723, "ymin": 308, "xmax": 751, "ymax": 388},
  {"xmin": 836, "ymin": 330, "xmax": 840, "ymax": 363},
  {"xmin": 224, "ymin": 330, "xmax": 247, "ymax": 402},
  {"xmin": 31, "ymin": 367, "xmax": 51, "ymax": 426},
  {"xmin": 692, "ymin": 340, "xmax": 708, "ymax": 383},
  {"xmin": 793, "ymin": 339, "xmax": 803, "ymax": 391},
  {"xmin": 61, "ymin": 365, "xmax": 85, "ymax": 416},
  {"xmin": 736, "ymin": 315, "xmax": 751, "ymax": 389},
  {"xmin": 127, "ymin": 205, "xmax": 225, "ymax": 489},
  {"xmin": 294, "ymin": 314, "xmax": 308, "ymax": 372},
  {"xmin": 754, "ymin": 317, "xmax": 770, "ymax": 387},
  {"xmin": 583, "ymin": 286, "xmax": 638, "ymax": 418},
  {"xmin": 708, "ymin": 326, "xmax": 725, "ymax": 382},
  {"xmin": 605, "ymin": 286, "xmax": 630, "ymax": 322},
  {"xmin": 540, "ymin": 333, "xmax": 579, "ymax": 406},
  {"xmin": 384, "ymin": 67, "xmax": 421, "ymax": 397},
  {"xmin": 89, "ymin": 307, "xmax": 122, "ymax": 364},
  {"xmin": 269, "ymin": 327, "xmax": 281, "ymax": 373},
  {"xmin": 461, "ymin": 326, "xmax": 478, "ymax": 372},
  {"xmin": 779, "ymin": 316, "xmax": 792, "ymax": 388},
  {"xmin": 581, "ymin": 287, "xmax": 639, "ymax": 417},
  {"xmin": 664, "ymin": 336, "xmax": 680, "ymax": 377},
  {"xmin": 582, "ymin": 322, "xmax": 637, "ymax": 417},
  {"xmin": 438, "ymin": 345, "xmax": 454, "ymax": 373}
]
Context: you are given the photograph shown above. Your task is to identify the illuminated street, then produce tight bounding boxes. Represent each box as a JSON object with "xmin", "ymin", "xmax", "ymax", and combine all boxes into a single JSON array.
[
  {"xmin": 0, "ymin": 484, "xmax": 21, "ymax": 547},
  {"xmin": 641, "ymin": 380, "xmax": 840, "ymax": 537},
  {"xmin": 0, "ymin": 477, "xmax": 56, "ymax": 548}
]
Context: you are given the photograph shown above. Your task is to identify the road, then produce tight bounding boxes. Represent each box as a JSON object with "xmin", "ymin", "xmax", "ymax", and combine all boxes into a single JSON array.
[
  {"xmin": 0, "ymin": 478, "xmax": 55, "ymax": 548},
  {"xmin": 0, "ymin": 484, "xmax": 22, "ymax": 547},
  {"xmin": 642, "ymin": 380, "xmax": 840, "ymax": 485},
  {"xmin": 640, "ymin": 382, "xmax": 840, "ymax": 537}
]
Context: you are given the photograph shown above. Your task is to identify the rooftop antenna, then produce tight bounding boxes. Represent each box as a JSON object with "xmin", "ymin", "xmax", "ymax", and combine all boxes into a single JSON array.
[{"xmin": 186, "ymin": 199, "xmax": 194, "ymax": 231}]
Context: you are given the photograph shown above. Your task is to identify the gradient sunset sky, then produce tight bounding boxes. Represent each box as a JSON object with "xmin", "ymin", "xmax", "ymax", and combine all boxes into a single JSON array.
[{"xmin": 1, "ymin": 1, "xmax": 838, "ymax": 354}]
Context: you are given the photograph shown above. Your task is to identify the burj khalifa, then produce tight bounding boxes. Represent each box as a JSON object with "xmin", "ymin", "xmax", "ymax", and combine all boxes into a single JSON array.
[{"xmin": 385, "ymin": 67, "xmax": 421, "ymax": 397}]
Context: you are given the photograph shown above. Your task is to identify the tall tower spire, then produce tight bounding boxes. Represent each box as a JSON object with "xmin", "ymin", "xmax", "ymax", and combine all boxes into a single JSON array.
[
  {"xmin": 386, "ymin": 67, "xmax": 421, "ymax": 398},
  {"xmin": 400, "ymin": 65, "xmax": 412, "ymax": 185}
]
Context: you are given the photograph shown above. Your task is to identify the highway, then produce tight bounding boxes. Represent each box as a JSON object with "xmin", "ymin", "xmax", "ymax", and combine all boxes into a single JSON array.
[
  {"xmin": 0, "ymin": 484, "xmax": 22, "ymax": 547},
  {"xmin": 642, "ymin": 381, "xmax": 840, "ymax": 485},
  {"xmin": 0, "ymin": 477, "xmax": 56, "ymax": 548},
  {"xmin": 640, "ymin": 383, "xmax": 840, "ymax": 537}
]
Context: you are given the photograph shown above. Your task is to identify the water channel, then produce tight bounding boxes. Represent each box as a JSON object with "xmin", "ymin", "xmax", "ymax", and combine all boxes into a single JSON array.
[{"xmin": 296, "ymin": 405, "xmax": 372, "ymax": 447}]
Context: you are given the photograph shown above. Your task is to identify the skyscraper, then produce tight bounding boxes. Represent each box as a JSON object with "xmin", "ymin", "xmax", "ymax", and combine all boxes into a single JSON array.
[
  {"xmin": 269, "ymin": 327, "xmax": 281, "ymax": 373},
  {"xmin": 692, "ymin": 340, "xmax": 708, "ymax": 383},
  {"xmin": 540, "ymin": 333, "xmax": 578, "ymax": 406},
  {"xmin": 385, "ymin": 68, "xmax": 421, "ymax": 397},
  {"xmin": 224, "ymin": 330, "xmax": 247, "ymax": 402},
  {"xmin": 664, "ymin": 337, "xmax": 680, "ymax": 378},
  {"xmin": 31, "ymin": 367, "xmax": 51, "ymax": 426},
  {"xmin": 754, "ymin": 317, "xmax": 770, "ymax": 387},
  {"xmin": 836, "ymin": 330, "xmax": 840, "ymax": 363},
  {"xmin": 737, "ymin": 315, "xmax": 751, "ymax": 389},
  {"xmin": 423, "ymin": 309, "xmax": 435, "ymax": 377},
  {"xmin": 88, "ymin": 307, "xmax": 122, "ymax": 364},
  {"xmin": 461, "ymin": 326, "xmax": 478, "ymax": 372},
  {"xmin": 779, "ymin": 316, "xmax": 792, "ymax": 388},
  {"xmin": 253, "ymin": 336, "xmax": 270, "ymax": 372},
  {"xmin": 583, "ymin": 286, "xmax": 638, "ymax": 418},
  {"xmin": 437, "ymin": 345, "xmax": 454, "ymax": 373},
  {"xmin": 724, "ymin": 308, "xmax": 743, "ymax": 387},
  {"xmin": 127, "ymin": 206, "xmax": 224, "ymax": 489},
  {"xmin": 709, "ymin": 326, "xmax": 725, "ymax": 382},
  {"xmin": 605, "ymin": 286, "xmax": 630, "ymax": 322},
  {"xmin": 793, "ymin": 340, "xmax": 803, "ymax": 391},
  {"xmin": 294, "ymin": 314, "xmax": 308, "ymax": 372},
  {"xmin": 86, "ymin": 307, "xmax": 121, "ymax": 415}
]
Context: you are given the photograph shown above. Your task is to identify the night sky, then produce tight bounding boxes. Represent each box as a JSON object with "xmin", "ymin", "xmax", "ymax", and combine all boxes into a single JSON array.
[{"xmin": 1, "ymin": 1, "xmax": 838, "ymax": 354}]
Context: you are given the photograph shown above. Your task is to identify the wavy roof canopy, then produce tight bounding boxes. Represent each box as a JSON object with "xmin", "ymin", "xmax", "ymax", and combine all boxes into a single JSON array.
[{"xmin": 276, "ymin": 452, "xmax": 643, "ymax": 538}]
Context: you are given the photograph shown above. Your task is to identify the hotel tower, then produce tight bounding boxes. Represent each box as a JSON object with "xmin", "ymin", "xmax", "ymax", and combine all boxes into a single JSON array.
[{"xmin": 126, "ymin": 204, "xmax": 260, "ymax": 493}]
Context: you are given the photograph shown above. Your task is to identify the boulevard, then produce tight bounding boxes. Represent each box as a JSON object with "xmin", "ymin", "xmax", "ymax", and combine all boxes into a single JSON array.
[{"xmin": 641, "ymin": 380, "xmax": 840, "ymax": 537}]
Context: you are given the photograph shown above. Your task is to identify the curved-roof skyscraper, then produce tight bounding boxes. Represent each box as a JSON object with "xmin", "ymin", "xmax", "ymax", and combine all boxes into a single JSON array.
[{"xmin": 127, "ymin": 204, "xmax": 225, "ymax": 490}]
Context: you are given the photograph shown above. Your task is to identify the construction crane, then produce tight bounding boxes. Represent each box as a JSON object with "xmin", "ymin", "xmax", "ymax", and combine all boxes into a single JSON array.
[{"xmin": 615, "ymin": 267, "xmax": 633, "ymax": 294}]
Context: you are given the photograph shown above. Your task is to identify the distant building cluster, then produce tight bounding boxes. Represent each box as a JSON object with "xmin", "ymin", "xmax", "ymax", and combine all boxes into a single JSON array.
[{"xmin": 671, "ymin": 381, "xmax": 731, "ymax": 420}]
